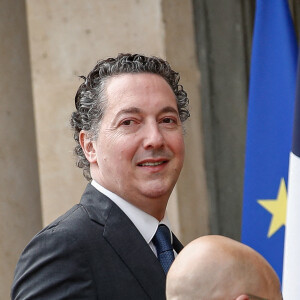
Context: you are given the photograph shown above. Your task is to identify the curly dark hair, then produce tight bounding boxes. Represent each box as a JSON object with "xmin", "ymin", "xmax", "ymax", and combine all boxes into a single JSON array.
[{"xmin": 70, "ymin": 53, "xmax": 190, "ymax": 181}]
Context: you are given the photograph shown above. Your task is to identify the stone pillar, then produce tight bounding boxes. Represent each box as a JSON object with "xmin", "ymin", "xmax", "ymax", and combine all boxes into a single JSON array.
[
  {"xmin": 163, "ymin": 0, "xmax": 209, "ymax": 244},
  {"xmin": 26, "ymin": 0, "xmax": 208, "ymax": 243},
  {"xmin": 0, "ymin": 0, "xmax": 42, "ymax": 299}
]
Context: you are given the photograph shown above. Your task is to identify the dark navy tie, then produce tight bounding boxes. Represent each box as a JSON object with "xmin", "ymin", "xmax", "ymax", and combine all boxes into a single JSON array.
[{"xmin": 152, "ymin": 224, "xmax": 175, "ymax": 274}]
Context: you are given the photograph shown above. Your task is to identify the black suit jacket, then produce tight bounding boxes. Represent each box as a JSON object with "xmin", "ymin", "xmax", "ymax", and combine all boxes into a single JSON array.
[{"xmin": 11, "ymin": 184, "xmax": 183, "ymax": 299}]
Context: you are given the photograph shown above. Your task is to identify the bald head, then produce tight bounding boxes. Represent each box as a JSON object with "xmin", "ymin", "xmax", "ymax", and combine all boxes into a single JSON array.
[{"xmin": 166, "ymin": 235, "xmax": 282, "ymax": 300}]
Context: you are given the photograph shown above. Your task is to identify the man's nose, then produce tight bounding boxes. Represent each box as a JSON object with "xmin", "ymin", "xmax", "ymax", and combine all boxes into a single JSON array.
[{"xmin": 142, "ymin": 122, "xmax": 165, "ymax": 149}]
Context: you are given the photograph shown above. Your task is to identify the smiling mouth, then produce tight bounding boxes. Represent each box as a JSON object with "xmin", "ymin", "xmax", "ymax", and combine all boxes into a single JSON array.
[{"xmin": 138, "ymin": 161, "xmax": 167, "ymax": 167}]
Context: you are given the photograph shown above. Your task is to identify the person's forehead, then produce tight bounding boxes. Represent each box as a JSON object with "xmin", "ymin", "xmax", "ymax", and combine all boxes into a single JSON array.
[
  {"xmin": 104, "ymin": 73, "xmax": 177, "ymax": 111},
  {"xmin": 106, "ymin": 73, "xmax": 172, "ymax": 94}
]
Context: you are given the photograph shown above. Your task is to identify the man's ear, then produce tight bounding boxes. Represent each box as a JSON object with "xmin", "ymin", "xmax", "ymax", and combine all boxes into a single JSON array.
[
  {"xmin": 235, "ymin": 295, "xmax": 249, "ymax": 300},
  {"xmin": 79, "ymin": 130, "xmax": 97, "ymax": 163}
]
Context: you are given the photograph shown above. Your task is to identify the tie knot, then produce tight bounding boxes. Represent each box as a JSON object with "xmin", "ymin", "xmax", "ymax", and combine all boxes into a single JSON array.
[{"xmin": 152, "ymin": 224, "xmax": 173, "ymax": 254}]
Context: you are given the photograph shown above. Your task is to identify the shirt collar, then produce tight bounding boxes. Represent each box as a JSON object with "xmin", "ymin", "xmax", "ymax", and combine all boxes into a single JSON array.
[{"xmin": 91, "ymin": 180, "xmax": 171, "ymax": 244}]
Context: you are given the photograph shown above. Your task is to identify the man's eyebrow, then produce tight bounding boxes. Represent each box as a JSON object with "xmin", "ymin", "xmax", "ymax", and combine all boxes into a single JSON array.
[
  {"xmin": 114, "ymin": 106, "xmax": 179, "ymax": 118},
  {"xmin": 115, "ymin": 107, "xmax": 142, "ymax": 118},
  {"xmin": 160, "ymin": 106, "xmax": 179, "ymax": 115}
]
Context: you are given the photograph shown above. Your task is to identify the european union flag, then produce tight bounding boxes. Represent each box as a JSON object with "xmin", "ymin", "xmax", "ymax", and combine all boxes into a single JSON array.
[{"xmin": 241, "ymin": 0, "xmax": 297, "ymax": 282}]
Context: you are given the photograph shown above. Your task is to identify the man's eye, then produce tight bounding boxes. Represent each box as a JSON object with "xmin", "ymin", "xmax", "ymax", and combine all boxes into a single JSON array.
[
  {"xmin": 162, "ymin": 117, "xmax": 175, "ymax": 124},
  {"xmin": 121, "ymin": 120, "xmax": 135, "ymax": 126}
]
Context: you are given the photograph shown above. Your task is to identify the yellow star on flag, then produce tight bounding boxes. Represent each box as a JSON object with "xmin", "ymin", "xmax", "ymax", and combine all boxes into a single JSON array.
[{"xmin": 257, "ymin": 178, "xmax": 287, "ymax": 238}]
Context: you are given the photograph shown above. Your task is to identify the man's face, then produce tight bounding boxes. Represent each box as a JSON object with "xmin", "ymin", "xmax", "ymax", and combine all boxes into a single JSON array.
[{"xmin": 91, "ymin": 73, "xmax": 185, "ymax": 219}]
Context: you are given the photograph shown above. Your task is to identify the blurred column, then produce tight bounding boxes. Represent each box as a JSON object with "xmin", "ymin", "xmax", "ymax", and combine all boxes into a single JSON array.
[
  {"xmin": 193, "ymin": 0, "xmax": 254, "ymax": 239},
  {"xmin": 163, "ymin": 0, "xmax": 209, "ymax": 244},
  {"xmin": 0, "ymin": 0, "xmax": 42, "ymax": 299}
]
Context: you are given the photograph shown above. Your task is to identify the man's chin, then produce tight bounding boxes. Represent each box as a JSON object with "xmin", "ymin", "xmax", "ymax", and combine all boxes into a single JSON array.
[{"xmin": 138, "ymin": 183, "xmax": 174, "ymax": 200}]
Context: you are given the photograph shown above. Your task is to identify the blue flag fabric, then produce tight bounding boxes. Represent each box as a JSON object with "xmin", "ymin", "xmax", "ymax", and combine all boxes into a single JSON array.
[{"xmin": 241, "ymin": 0, "xmax": 297, "ymax": 282}]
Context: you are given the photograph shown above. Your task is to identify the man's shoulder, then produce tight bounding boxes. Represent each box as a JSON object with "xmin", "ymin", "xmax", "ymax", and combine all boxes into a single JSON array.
[
  {"xmin": 24, "ymin": 183, "xmax": 134, "ymax": 252},
  {"xmin": 21, "ymin": 204, "xmax": 91, "ymax": 256},
  {"xmin": 16, "ymin": 185, "xmax": 119, "ymax": 259},
  {"xmin": 42, "ymin": 204, "xmax": 87, "ymax": 233},
  {"xmin": 43, "ymin": 183, "xmax": 112, "ymax": 230},
  {"xmin": 12, "ymin": 203, "xmax": 99, "ymax": 300}
]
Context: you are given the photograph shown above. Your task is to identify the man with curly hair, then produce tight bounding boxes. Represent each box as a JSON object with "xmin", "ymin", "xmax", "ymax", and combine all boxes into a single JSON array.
[{"xmin": 12, "ymin": 53, "xmax": 190, "ymax": 299}]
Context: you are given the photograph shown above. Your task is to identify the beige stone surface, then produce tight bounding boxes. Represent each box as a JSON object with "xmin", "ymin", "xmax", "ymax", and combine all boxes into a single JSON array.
[{"xmin": 0, "ymin": 1, "xmax": 42, "ymax": 299}]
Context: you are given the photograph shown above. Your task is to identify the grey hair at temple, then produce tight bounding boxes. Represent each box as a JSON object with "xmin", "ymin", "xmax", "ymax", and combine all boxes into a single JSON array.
[{"xmin": 70, "ymin": 53, "xmax": 190, "ymax": 181}]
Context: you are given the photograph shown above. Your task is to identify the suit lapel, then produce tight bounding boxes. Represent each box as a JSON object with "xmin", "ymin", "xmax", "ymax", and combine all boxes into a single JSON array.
[
  {"xmin": 81, "ymin": 184, "xmax": 166, "ymax": 299},
  {"xmin": 172, "ymin": 233, "xmax": 184, "ymax": 254},
  {"xmin": 104, "ymin": 204, "xmax": 166, "ymax": 299}
]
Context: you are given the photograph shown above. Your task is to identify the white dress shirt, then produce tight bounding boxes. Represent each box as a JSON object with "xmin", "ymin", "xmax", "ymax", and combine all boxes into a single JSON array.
[{"xmin": 91, "ymin": 180, "xmax": 173, "ymax": 256}]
